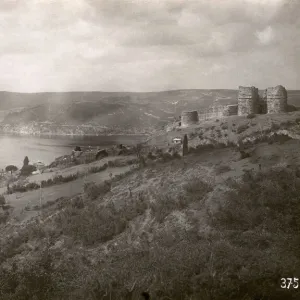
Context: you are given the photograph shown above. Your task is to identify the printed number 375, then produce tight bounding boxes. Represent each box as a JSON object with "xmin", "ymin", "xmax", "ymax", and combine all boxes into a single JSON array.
[{"xmin": 281, "ymin": 278, "xmax": 299, "ymax": 289}]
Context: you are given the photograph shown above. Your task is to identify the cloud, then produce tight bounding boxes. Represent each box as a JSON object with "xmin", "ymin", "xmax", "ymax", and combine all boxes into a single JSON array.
[
  {"xmin": 0, "ymin": 0, "xmax": 298, "ymax": 92},
  {"xmin": 256, "ymin": 26, "xmax": 275, "ymax": 45}
]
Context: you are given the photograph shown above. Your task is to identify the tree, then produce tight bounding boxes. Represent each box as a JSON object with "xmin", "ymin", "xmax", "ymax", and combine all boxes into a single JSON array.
[
  {"xmin": 23, "ymin": 156, "xmax": 29, "ymax": 166},
  {"xmin": 182, "ymin": 134, "xmax": 188, "ymax": 156},
  {"xmin": 5, "ymin": 165, "xmax": 18, "ymax": 174}
]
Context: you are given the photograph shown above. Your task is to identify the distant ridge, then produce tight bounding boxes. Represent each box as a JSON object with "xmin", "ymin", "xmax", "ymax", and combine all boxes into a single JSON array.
[{"xmin": 0, "ymin": 89, "xmax": 299, "ymax": 135}]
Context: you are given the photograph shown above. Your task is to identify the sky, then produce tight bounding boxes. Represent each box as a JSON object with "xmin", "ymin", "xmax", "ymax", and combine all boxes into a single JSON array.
[{"xmin": 0, "ymin": 0, "xmax": 299, "ymax": 92}]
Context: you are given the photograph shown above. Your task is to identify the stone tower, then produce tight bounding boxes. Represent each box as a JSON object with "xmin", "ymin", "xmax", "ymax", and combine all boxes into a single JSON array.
[
  {"xmin": 181, "ymin": 111, "xmax": 199, "ymax": 128},
  {"xmin": 266, "ymin": 85, "xmax": 287, "ymax": 114},
  {"xmin": 238, "ymin": 86, "xmax": 259, "ymax": 116}
]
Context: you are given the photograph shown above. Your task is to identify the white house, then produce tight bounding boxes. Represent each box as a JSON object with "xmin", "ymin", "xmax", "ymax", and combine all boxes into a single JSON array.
[{"xmin": 33, "ymin": 161, "xmax": 46, "ymax": 170}]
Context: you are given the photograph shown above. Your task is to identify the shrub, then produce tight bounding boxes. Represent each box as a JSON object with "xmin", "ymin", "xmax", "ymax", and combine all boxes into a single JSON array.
[
  {"xmin": 239, "ymin": 150, "xmax": 251, "ymax": 160},
  {"xmin": 160, "ymin": 152, "xmax": 173, "ymax": 162},
  {"xmin": 84, "ymin": 181, "xmax": 111, "ymax": 200},
  {"xmin": 236, "ymin": 124, "xmax": 249, "ymax": 134},
  {"xmin": 20, "ymin": 164, "xmax": 37, "ymax": 176},
  {"xmin": 271, "ymin": 123, "xmax": 280, "ymax": 130},
  {"xmin": 215, "ymin": 164, "xmax": 232, "ymax": 175},
  {"xmin": 0, "ymin": 195, "xmax": 5, "ymax": 206},
  {"xmin": 0, "ymin": 211, "xmax": 9, "ymax": 224},
  {"xmin": 147, "ymin": 152, "xmax": 156, "ymax": 160},
  {"xmin": 183, "ymin": 177, "xmax": 213, "ymax": 197},
  {"xmin": 89, "ymin": 163, "xmax": 108, "ymax": 173},
  {"xmin": 172, "ymin": 151, "xmax": 181, "ymax": 159},
  {"xmin": 247, "ymin": 113, "xmax": 256, "ymax": 119}
]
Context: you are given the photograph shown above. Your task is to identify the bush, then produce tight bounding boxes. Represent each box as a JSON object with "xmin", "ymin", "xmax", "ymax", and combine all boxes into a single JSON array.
[
  {"xmin": 84, "ymin": 181, "xmax": 111, "ymax": 200},
  {"xmin": 20, "ymin": 164, "xmax": 37, "ymax": 176},
  {"xmin": 215, "ymin": 164, "xmax": 232, "ymax": 175},
  {"xmin": 0, "ymin": 211, "xmax": 9, "ymax": 224},
  {"xmin": 183, "ymin": 177, "xmax": 213, "ymax": 197},
  {"xmin": 239, "ymin": 150, "xmax": 251, "ymax": 160},
  {"xmin": 236, "ymin": 124, "xmax": 249, "ymax": 134},
  {"xmin": 247, "ymin": 113, "xmax": 256, "ymax": 119},
  {"xmin": 271, "ymin": 123, "xmax": 280, "ymax": 130},
  {"xmin": 172, "ymin": 151, "xmax": 181, "ymax": 159},
  {"xmin": 0, "ymin": 195, "xmax": 5, "ymax": 206},
  {"xmin": 88, "ymin": 163, "xmax": 108, "ymax": 173}
]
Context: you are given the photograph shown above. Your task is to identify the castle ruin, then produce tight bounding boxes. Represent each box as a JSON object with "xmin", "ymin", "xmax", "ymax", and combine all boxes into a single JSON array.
[{"xmin": 179, "ymin": 85, "xmax": 288, "ymax": 127}]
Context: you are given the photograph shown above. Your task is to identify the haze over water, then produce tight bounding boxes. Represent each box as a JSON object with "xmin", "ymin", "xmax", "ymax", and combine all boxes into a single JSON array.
[{"xmin": 0, "ymin": 134, "xmax": 146, "ymax": 170}]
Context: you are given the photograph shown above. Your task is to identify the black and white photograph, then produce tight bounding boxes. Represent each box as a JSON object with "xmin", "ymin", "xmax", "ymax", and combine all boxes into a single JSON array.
[{"xmin": 0, "ymin": 0, "xmax": 299, "ymax": 299}]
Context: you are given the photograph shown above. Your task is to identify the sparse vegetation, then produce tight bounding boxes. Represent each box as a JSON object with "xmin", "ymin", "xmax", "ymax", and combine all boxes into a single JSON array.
[
  {"xmin": 215, "ymin": 164, "xmax": 232, "ymax": 174},
  {"xmin": 0, "ymin": 161, "xmax": 300, "ymax": 300},
  {"xmin": 236, "ymin": 123, "xmax": 249, "ymax": 134},
  {"xmin": 0, "ymin": 195, "xmax": 6, "ymax": 206},
  {"xmin": 247, "ymin": 113, "xmax": 256, "ymax": 119}
]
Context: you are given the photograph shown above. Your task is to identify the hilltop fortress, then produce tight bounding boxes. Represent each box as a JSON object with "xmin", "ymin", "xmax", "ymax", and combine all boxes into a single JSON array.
[{"xmin": 180, "ymin": 85, "xmax": 288, "ymax": 127}]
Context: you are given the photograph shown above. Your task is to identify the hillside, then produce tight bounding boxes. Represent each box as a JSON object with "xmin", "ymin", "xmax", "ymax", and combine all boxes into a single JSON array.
[
  {"xmin": 2, "ymin": 89, "xmax": 298, "ymax": 135},
  {"xmin": 0, "ymin": 111, "xmax": 300, "ymax": 299}
]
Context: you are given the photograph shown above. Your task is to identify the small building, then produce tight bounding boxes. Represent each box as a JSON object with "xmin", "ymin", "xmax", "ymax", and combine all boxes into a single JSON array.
[
  {"xmin": 172, "ymin": 137, "xmax": 182, "ymax": 144},
  {"xmin": 33, "ymin": 161, "xmax": 46, "ymax": 170}
]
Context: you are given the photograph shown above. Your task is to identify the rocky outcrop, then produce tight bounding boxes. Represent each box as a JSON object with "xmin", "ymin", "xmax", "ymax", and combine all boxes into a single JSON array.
[
  {"xmin": 238, "ymin": 86, "xmax": 259, "ymax": 116},
  {"xmin": 267, "ymin": 85, "xmax": 287, "ymax": 114}
]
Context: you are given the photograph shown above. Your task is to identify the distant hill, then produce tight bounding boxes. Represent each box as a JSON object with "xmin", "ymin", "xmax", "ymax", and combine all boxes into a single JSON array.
[{"xmin": 1, "ymin": 89, "xmax": 300, "ymax": 134}]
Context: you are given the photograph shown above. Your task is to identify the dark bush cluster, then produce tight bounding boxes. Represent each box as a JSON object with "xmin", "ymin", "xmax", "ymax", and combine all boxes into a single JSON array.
[
  {"xmin": 247, "ymin": 113, "xmax": 256, "ymax": 119},
  {"xmin": 236, "ymin": 124, "xmax": 249, "ymax": 134},
  {"xmin": 20, "ymin": 164, "xmax": 37, "ymax": 176}
]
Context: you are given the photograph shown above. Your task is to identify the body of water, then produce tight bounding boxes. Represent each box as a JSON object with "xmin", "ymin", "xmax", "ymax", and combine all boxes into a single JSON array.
[{"xmin": 0, "ymin": 134, "xmax": 147, "ymax": 170}]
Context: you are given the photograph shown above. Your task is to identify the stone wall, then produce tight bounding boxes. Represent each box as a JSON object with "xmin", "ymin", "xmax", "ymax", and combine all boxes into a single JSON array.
[
  {"xmin": 198, "ymin": 104, "xmax": 238, "ymax": 120},
  {"xmin": 181, "ymin": 111, "xmax": 199, "ymax": 127},
  {"xmin": 238, "ymin": 86, "xmax": 259, "ymax": 115},
  {"xmin": 267, "ymin": 85, "xmax": 287, "ymax": 114},
  {"xmin": 223, "ymin": 104, "xmax": 238, "ymax": 116}
]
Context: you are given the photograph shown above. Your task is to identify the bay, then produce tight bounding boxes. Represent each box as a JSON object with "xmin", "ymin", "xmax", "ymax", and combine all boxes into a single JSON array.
[{"xmin": 0, "ymin": 134, "xmax": 147, "ymax": 170}]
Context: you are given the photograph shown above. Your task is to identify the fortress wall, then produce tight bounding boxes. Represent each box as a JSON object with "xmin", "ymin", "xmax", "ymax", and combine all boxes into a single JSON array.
[
  {"xmin": 198, "ymin": 104, "xmax": 238, "ymax": 120},
  {"xmin": 223, "ymin": 104, "xmax": 238, "ymax": 116},
  {"xmin": 267, "ymin": 85, "xmax": 287, "ymax": 114},
  {"xmin": 181, "ymin": 110, "xmax": 199, "ymax": 127},
  {"xmin": 238, "ymin": 86, "xmax": 259, "ymax": 115}
]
